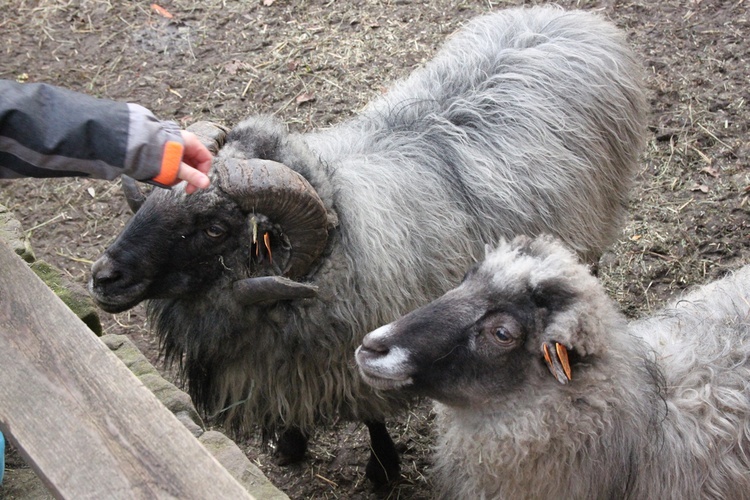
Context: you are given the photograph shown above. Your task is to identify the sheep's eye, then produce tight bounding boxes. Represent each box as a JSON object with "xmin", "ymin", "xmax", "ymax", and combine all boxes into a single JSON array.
[
  {"xmin": 494, "ymin": 327, "xmax": 512, "ymax": 343},
  {"xmin": 205, "ymin": 224, "xmax": 226, "ymax": 238},
  {"xmin": 480, "ymin": 313, "xmax": 520, "ymax": 347}
]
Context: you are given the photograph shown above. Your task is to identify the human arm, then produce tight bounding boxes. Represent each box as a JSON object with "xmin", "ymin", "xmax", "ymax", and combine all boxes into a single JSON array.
[{"xmin": 0, "ymin": 80, "xmax": 211, "ymax": 191}]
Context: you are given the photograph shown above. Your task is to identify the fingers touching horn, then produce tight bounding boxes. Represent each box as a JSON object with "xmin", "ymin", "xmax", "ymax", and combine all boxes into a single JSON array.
[
  {"xmin": 186, "ymin": 121, "xmax": 229, "ymax": 155},
  {"xmin": 122, "ymin": 120, "xmax": 226, "ymax": 213}
]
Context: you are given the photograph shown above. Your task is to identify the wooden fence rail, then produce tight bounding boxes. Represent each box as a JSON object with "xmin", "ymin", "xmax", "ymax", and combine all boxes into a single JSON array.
[{"xmin": 0, "ymin": 239, "xmax": 254, "ymax": 499}]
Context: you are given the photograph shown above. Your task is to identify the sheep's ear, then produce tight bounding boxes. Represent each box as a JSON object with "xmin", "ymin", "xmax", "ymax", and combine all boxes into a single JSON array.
[
  {"xmin": 541, "ymin": 341, "xmax": 573, "ymax": 384},
  {"xmin": 531, "ymin": 278, "xmax": 578, "ymax": 315},
  {"xmin": 536, "ymin": 269, "xmax": 622, "ymax": 364}
]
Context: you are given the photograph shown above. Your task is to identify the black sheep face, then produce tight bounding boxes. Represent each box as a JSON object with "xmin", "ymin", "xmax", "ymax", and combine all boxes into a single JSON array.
[{"xmin": 89, "ymin": 185, "xmax": 254, "ymax": 313}]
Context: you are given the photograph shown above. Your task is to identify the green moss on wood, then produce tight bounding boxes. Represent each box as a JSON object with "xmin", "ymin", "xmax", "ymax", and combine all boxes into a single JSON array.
[{"xmin": 30, "ymin": 260, "xmax": 102, "ymax": 336}]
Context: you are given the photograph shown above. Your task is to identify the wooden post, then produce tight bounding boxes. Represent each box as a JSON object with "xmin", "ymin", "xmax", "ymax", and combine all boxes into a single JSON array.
[{"xmin": 0, "ymin": 239, "xmax": 254, "ymax": 499}]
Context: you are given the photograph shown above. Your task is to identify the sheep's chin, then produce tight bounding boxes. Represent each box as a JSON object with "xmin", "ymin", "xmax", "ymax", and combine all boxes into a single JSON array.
[
  {"xmin": 89, "ymin": 282, "xmax": 149, "ymax": 313},
  {"xmin": 91, "ymin": 296, "xmax": 144, "ymax": 314},
  {"xmin": 358, "ymin": 370, "xmax": 413, "ymax": 391}
]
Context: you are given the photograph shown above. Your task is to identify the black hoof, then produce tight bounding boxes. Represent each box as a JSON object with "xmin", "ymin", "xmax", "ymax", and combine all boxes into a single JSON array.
[
  {"xmin": 275, "ymin": 427, "xmax": 309, "ymax": 465},
  {"xmin": 365, "ymin": 453, "xmax": 400, "ymax": 487}
]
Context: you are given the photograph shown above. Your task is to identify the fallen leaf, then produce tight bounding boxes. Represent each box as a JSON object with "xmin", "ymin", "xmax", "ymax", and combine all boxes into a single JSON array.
[
  {"xmin": 151, "ymin": 3, "xmax": 173, "ymax": 19},
  {"xmin": 263, "ymin": 0, "xmax": 275, "ymax": 5},
  {"xmin": 630, "ymin": 234, "xmax": 642, "ymax": 241},
  {"xmin": 224, "ymin": 60, "xmax": 247, "ymax": 75},
  {"xmin": 700, "ymin": 166, "xmax": 719, "ymax": 178},
  {"xmin": 295, "ymin": 92, "xmax": 315, "ymax": 105},
  {"xmin": 87, "ymin": 187, "xmax": 96, "ymax": 198},
  {"xmin": 690, "ymin": 183, "xmax": 709, "ymax": 193}
]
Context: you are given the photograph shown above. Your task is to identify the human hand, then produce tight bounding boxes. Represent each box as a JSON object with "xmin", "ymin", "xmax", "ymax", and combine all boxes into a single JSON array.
[{"xmin": 177, "ymin": 130, "xmax": 213, "ymax": 194}]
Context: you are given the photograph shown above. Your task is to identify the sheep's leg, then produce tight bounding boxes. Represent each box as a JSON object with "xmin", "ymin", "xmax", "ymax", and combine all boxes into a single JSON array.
[
  {"xmin": 275, "ymin": 426, "xmax": 309, "ymax": 465},
  {"xmin": 364, "ymin": 420, "xmax": 400, "ymax": 486}
]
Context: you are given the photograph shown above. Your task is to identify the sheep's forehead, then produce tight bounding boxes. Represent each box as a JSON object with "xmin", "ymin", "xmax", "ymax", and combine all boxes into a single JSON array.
[
  {"xmin": 481, "ymin": 240, "xmax": 579, "ymax": 294},
  {"xmin": 150, "ymin": 183, "xmax": 233, "ymax": 212},
  {"xmin": 485, "ymin": 252, "xmax": 536, "ymax": 288}
]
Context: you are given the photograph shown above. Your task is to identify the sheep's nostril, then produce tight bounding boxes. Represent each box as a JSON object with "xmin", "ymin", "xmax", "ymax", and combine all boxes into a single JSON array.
[
  {"xmin": 360, "ymin": 324, "xmax": 394, "ymax": 355},
  {"xmin": 93, "ymin": 268, "xmax": 122, "ymax": 287},
  {"xmin": 91, "ymin": 256, "xmax": 122, "ymax": 287},
  {"xmin": 359, "ymin": 334, "xmax": 391, "ymax": 359},
  {"xmin": 360, "ymin": 343, "xmax": 390, "ymax": 358}
]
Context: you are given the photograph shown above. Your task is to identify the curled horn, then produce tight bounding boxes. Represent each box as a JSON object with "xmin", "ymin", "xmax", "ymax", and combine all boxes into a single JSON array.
[
  {"xmin": 121, "ymin": 176, "xmax": 146, "ymax": 213},
  {"xmin": 215, "ymin": 157, "xmax": 329, "ymax": 279},
  {"xmin": 233, "ymin": 276, "xmax": 318, "ymax": 305},
  {"xmin": 120, "ymin": 121, "xmax": 228, "ymax": 213}
]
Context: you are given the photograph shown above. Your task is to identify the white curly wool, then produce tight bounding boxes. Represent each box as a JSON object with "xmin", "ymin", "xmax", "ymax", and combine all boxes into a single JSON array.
[{"xmin": 427, "ymin": 239, "xmax": 750, "ymax": 498}]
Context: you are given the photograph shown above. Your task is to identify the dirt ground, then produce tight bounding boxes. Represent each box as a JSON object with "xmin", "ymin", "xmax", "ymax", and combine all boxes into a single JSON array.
[{"xmin": 1, "ymin": 0, "xmax": 748, "ymax": 498}]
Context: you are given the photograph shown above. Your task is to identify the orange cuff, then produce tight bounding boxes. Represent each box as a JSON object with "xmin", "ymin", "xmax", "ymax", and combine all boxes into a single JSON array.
[{"xmin": 152, "ymin": 140, "xmax": 184, "ymax": 186}]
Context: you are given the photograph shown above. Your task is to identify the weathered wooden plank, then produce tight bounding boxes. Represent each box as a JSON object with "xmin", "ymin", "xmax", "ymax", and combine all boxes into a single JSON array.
[{"xmin": 0, "ymin": 239, "xmax": 254, "ymax": 499}]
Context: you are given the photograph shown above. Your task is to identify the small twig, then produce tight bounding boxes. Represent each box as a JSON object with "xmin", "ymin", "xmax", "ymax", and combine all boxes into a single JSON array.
[
  {"xmin": 687, "ymin": 144, "xmax": 711, "ymax": 165},
  {"xmin": 677, "ymin": 198, "xmax": 694, "ymax": 212},
  {"xmin": 26, "ymin": 212, "xmax": 66, "ymax": 233},
  {"xmin": 185, "ymin": 32, "xmax": 196, "ymax": 61},
  {"xmin": 55, "ymin": 251, "xmax": 94, "ymax": 264},
  {"xmin": 118, "ymin": 15, "xmax": 134, "ymax": 28},
  {"xmin": 309, "ymin": 72, "xmax": 343, "ymax": 90},
  {"xmin": 241, "ymin": 78, "xmax": 254, "ymax": 98},
  {"xmin": 41, "ymin": 26, "xmax": 56, "ymax": 41},
  {"xmin": 315, "ymin": 473, "xmax": 338, "ymax": 488},
  {"xmin": 87, "ymin": 65, "xmax": 105, "ymax": 92},
  {"xmin": 641, "ymin": 280, "xmax": 653, "ymax": 312},
  {"xmin": 645, "ymin": 251, "xmax": 676, "ymax": 262},
  {"xmin": 112, "ymin": 314, "xmax": 136, "ymax": 329},
  {"xmin": 98, "ymin": 31, "xmax": 120, "ymax": 48},
  {"xmin": 210, "ymin": 395, "xmax": 252, "ymax": 418},
  {"xmin": 697, "ymin": 122, "xmax": 731, "ymax": 149},
  {"xmin": 273, "ymin": 93, "xmax": 300, "ymax": 116}
]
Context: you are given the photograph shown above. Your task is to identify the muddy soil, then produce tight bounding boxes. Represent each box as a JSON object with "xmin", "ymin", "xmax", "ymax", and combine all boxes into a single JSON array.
[{"xmin": 1, "ymin": 0, "xmax": 748, "ymax": 498}]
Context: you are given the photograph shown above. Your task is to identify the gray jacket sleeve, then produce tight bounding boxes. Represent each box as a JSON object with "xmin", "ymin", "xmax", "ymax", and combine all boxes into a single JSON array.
[{"xmin": 0, "ymin": 80, "xmax": 184, "ymax": 184}]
